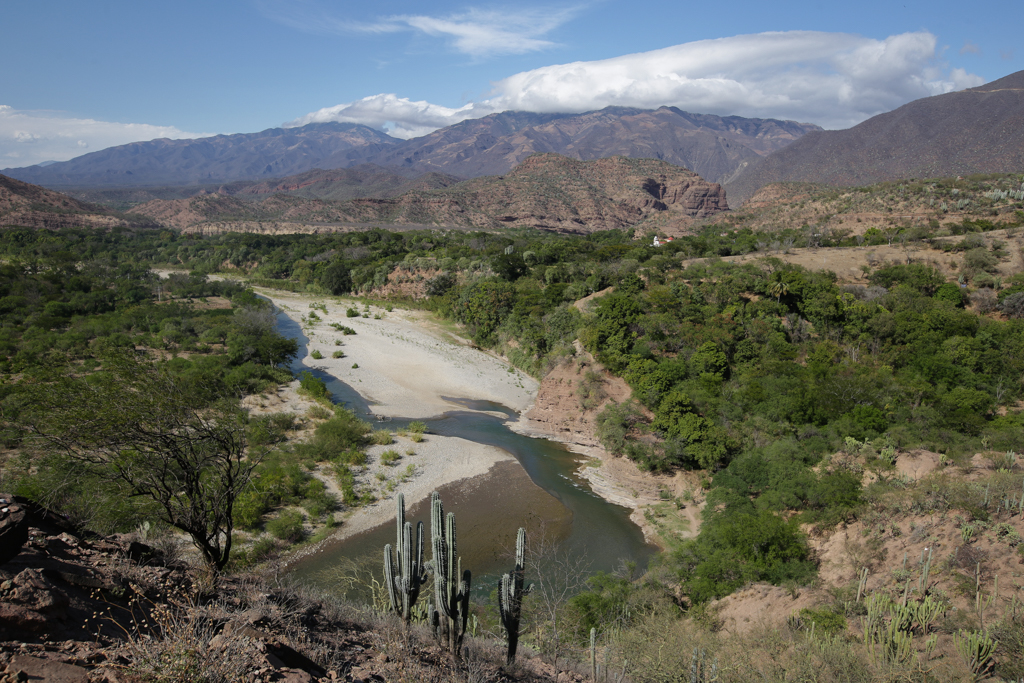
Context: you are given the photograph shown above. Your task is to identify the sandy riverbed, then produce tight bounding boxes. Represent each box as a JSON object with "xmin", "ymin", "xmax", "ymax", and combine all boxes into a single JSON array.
[
  {"xmin": 265, "ymin": 291, "xmax": 537, "ymax": 418},
  {"xmin": 247, "ymin": 290, "xmax": 545, "ymax": 555}
]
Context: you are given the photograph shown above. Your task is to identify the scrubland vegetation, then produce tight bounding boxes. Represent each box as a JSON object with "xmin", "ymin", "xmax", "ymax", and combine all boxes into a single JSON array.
[{"xmin": 3, "ymin": 174, "xmax": 1024, "ymax": 680}]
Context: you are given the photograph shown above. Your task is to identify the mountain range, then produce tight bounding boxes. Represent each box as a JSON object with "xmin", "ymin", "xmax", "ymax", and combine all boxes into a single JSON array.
[
  {"xmin": 3, "ymin": 70, "xmax": 1022, "ymax": 212},
  {"xmin": 725, "ymin": 70, "xmax": 1024, "ymax": 205},
  {"xmin": 2, "ymin": 107, "xmax": 819, "ymax": 191}
]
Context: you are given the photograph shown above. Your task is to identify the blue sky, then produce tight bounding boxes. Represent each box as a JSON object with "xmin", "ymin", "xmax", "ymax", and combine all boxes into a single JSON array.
[{"xmin": 1, "ymin": 0, "xmax": 1019, "ymax": 167}]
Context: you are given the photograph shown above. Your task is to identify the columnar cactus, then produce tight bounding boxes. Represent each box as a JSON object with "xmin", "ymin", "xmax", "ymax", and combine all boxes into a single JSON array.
[
  {"xmin": 498, "ymin": 527, "xmax": 532, "ymax": 665},
  {"xmin": 383, "ymin": 493, "xmax": 428, "ymax": 623},
  {"xmin": 429, "ymin": 491, "xmax": 472, "ymax": 655}
]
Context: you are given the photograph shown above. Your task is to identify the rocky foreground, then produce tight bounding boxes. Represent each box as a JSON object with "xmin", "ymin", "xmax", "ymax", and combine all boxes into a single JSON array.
[{"xmin": 0, "ymin": 495, "xmax": 574, "ymax": 683}]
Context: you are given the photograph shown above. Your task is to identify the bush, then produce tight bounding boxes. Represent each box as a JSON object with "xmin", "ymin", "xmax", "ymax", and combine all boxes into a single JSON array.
[
  {"xmin": 370, "ymin": 429, "xmax": 393, "ymax": 445},
  {"xmin": 1001, "ymin": 292, "xmax": 1024, "ymax": 318},
  {"xmin": 306, "ymin": 404, "xmax": 332, "ymax": 420},
  {"xmin": 933, "ymin": 283, "xmax": 963, "ymax": 306},
  {"xmin": 297, "ymin": 410, "xmax": 371, "ymax": 460},
  {"xmin": 232, "ymin": 490, "xmax": 269, "ymax": 530},
  {"xmin": 673, "ymin": 509, "xmax": 815, "ymax": 603},
  {"xmin": 331, "ymin": 350, "xmax": 345, "ymax": 358},
  {"xmin": 332, "ymin": 463, "xmax": 359, "ymax": 505},
  {"xmin": 249, "ymin": 535, "xmax": 278, "ymax": 562},
  {"xmin": 310, "ymin": 349, "xmax": 323, "ymax": 360},
  {"xmin": 596, "ymin": 400, "xmax": 644, "ymax": 455},
  {"xmin": 869, "ymin": 263, "xmax": 944, "ymax": 295},
  {"xmin": 266, "ymin": 509, "xmax": 305, "ymax": 542},
  {"xmin": 970, "ymin": 287, "xmax": 999, "ymax": 313},
  {"xmin": 346, "ymin": 308, "xmax": 359, "ymax": 317},
  {"xmin": 380, "ymin": 449, "xmax": 401, "ymax": 466},
  {"xmin": 246, "ymin": 415, "xmax": 289, "ymax": 447},
  {"xmin": 334, "ymin": 449, "xmax": 366, "ymax": 466},
  {"xmin": 963, "ymin": 247, "xmax": 999, "ymax": 273},
  {"xmin": 425, "ymin": 272, "xmax": 457, "ymax": 297},
  {"xmin": 798, "ymin": 607, "xmax": 848, "ymax": 636},
  {"xmin": 300, "ymin": 479, "xmax": 337, "ymax": 519},
  {"xmin": 298, "ymin": 371, "xmax": 330, "ymax": 402}
]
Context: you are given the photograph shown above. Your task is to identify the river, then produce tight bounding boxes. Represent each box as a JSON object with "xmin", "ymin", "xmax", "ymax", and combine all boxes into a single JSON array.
[{"xmin": 274, "ymin": 309, "xmax": 656, "ymax": 598}]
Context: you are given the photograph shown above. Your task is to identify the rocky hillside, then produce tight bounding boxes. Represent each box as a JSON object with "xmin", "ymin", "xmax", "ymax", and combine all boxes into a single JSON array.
[
  {"xmin": 0, "ymin": 495, "xmax": 568, "ymax": 683},
  {"xmin": 3, "ymin": 107, "xmax": 818, "ymax": 190},
  {"xmin": 0, "ymin": 173, "xmax": 152, "ymax": 230},
  {"xmin": 135, "ymin": 154, "xmax": 729, "ymax": 234},
  {"xmin": 231, "ymin": 166, "xmax": 463, "ymax": 201},
  {"xmin": 693, "ymin": 172, "xmax": 1024, "ymax": 239},
  {"xmin": 727, "ymin": 70, "xmax": 1024, "ymax": 206},
  {"xmin": 341, "ymin": 154, "xmax": 728, "ymax": 232}
]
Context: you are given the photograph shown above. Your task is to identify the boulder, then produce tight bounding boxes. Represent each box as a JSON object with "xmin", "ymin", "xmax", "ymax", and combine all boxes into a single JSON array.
[
  {"xmin": 5, "ymin": 655, "xmax": 89, "ymax": 683},
  {"xmin": 0, "ymin": 568, "xmax": 70, "ymax": 633}
]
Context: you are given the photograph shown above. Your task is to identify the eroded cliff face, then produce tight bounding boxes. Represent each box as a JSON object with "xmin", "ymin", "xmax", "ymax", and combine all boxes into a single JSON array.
[
  {"xmin": 513, "ymin": 342, "xmax": 706, "ymax": 548},
  {"xmin": 637, "ymin": 174, "xmax": 728, "ymax": 217},
  {"xmin": 515, "ymin": 348, "xmax": 631, "ymax": 450}
]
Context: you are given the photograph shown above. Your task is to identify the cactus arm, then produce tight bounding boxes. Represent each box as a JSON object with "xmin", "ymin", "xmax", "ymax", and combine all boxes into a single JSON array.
[
  {"xmin": 384, "ymin": 543, "xmax": 399, "ymax": 613},
  {"xmin": 498, "ymin": 527, "xmax": 532, "ymax": 665}
]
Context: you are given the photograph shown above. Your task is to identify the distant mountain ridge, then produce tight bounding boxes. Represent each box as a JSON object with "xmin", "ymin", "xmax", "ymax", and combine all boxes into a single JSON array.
[
  {"xmin": 133, "ymin": 153, "xmax": 728, "ymax": 234},
  {"xmin": 2, "ymin": 108, "xmax": 820, "ymax": 190},
  {"xmin": 349, "ymin": 107, "xmax": 818, "ymax": 182},
  {"xmin": 726, "ymin": 70, "xmax": 1024, "ymax": 206},
  {"xmin": 3, "ymin": 123, "xmax": 399, "ymax": 188}
]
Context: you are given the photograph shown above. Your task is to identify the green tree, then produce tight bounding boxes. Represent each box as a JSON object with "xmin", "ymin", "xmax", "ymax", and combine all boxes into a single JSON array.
[
  {"xmin": 18, "ymin": 353, "xmax": 257, "ymax": 572},
  {"xmin": 320, "ymin": 260, "xmax": 352, "ymax": 295},
  {"xmin": 768, "ymin": 280, "xmax": 789, "ymax": 303}
]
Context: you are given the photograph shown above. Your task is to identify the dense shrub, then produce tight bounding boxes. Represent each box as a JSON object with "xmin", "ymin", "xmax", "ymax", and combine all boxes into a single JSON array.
[{"xmin": 266, "ymin": 510, "xmax": 305, "ymax": 542}]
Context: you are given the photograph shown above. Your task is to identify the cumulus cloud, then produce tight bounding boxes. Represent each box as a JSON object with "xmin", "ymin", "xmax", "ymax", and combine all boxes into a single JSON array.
[
  {"xmin": 293, "ymin": 30, "xmax": 984, "ymax": 137},
  {"xmin": 0, "ymin": 107, "xmax": 207, "ymax": 168},
  {"xmin": 260, "ymin": 1, "xmax": 579, "ymax": 58}
]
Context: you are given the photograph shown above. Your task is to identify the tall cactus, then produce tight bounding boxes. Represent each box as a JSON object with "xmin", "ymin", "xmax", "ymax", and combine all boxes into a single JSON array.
[
  {"xmin": 383, "ymin": 493, "xmax": 428, "ymax": 623},
  {"xmin": 429, "ymin": 491, "xmax": 472, "ymax": 655},
  {"xmin": 498, "ymin": 527, "xmax": 533, "ymax": 665}
]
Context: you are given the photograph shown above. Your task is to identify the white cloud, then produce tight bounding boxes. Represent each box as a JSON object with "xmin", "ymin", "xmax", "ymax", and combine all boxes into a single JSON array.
[
  {"xmin": 259, "ymin": 1, "xmax": 579, "ymax": 58},
  {"xmin": 294, "ymin": 30, "xmax": 984, "ymax": 136},
  {"xmin": 0, "ymin": 107, "xmax": 207, "ymax": 168},
  {"xmin": 288, "ymin": 93, "xmax": 487, "ymax": 139},
  {"xmin": 394, "ymin": 7, "xmax": 579, "ymax": 58}
]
